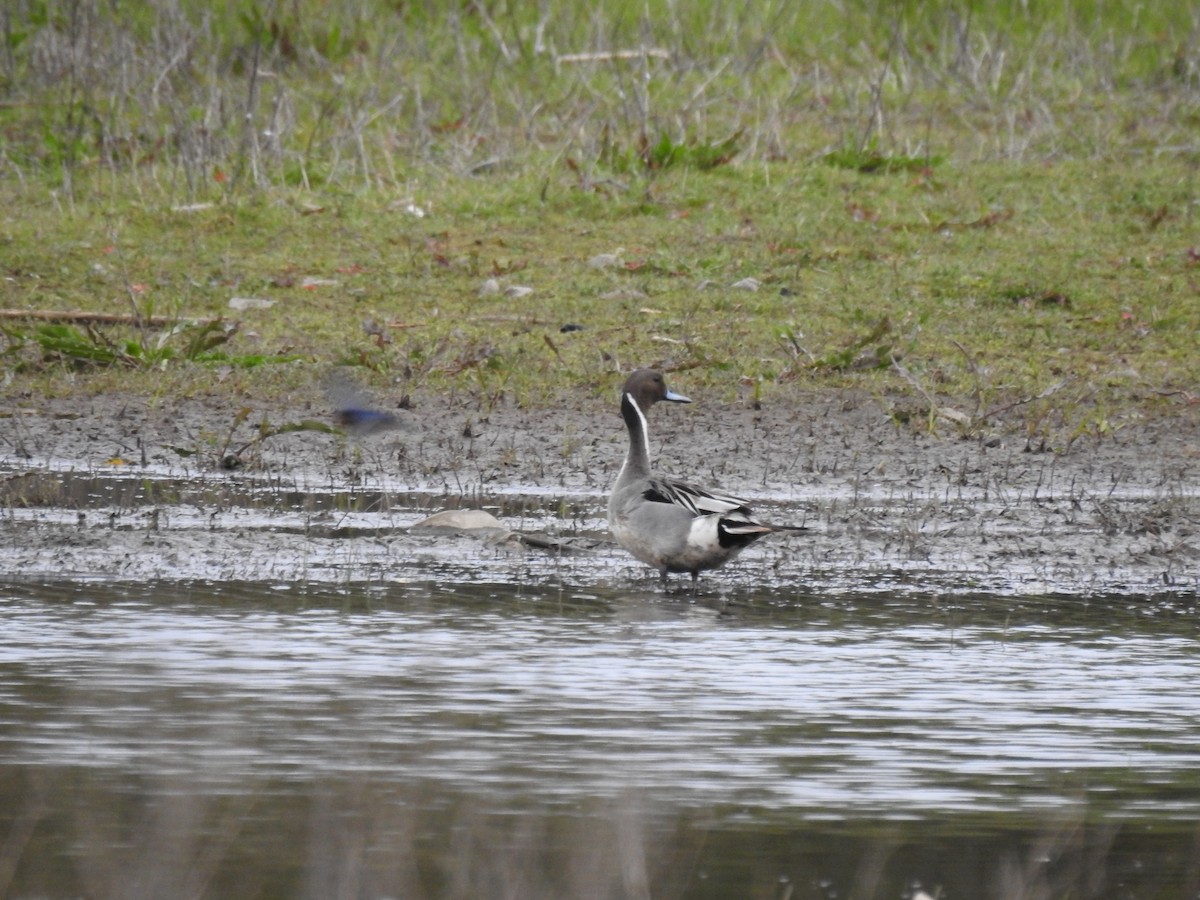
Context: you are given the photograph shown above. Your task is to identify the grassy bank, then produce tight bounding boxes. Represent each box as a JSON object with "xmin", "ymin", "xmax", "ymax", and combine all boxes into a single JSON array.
[{"xmin": 1, "ymin": 0, "xmax": 1197, "ymax": 446}]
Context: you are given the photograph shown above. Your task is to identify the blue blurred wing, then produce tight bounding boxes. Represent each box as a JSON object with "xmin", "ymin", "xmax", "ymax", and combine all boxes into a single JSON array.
[{"xmin": 324, "ymin": 374, "xmax": 408, "ymax": 435}]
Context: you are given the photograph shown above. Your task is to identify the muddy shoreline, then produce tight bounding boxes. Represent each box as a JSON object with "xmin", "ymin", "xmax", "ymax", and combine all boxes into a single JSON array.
[{"xmin": 3, "ymin": 389, "xmax": 1199, "ymax": 597}]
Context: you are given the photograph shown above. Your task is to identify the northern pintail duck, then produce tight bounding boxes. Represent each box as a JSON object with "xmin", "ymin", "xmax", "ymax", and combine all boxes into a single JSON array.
[{"xmin": 607, "ymin": 368, "xmax": 798, "ymax": 587}]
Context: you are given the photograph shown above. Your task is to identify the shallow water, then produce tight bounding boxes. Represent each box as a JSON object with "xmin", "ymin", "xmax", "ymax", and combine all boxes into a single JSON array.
[
  {"xmin": 4, "ymin": 464, "xmax": 1198, "ymax": 597},
  {"xmin": 1, "ymin": 578, "xmax": 1198, "ymax": 898},
  {"xmin": 1, "ymin": 462, "xmax": 1198, "ymax": 895}
]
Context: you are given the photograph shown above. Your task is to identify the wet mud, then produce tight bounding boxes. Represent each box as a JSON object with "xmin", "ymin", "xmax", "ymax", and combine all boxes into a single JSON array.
[{"xmin": 3, "ymin": 389, "xmax": 1198, "ymax": 596}]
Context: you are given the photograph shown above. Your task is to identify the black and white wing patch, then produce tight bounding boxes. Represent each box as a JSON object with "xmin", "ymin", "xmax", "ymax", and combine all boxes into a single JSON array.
[{"xmin": 643, "ymin": 476, "xmax": 753, "ymax": 517}]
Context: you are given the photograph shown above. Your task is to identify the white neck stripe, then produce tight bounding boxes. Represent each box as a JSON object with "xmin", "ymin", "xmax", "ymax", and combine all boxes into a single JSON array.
[
  {"xmin": 616, "ymin": 391, "xmax": 652, "ymax": 484},
  {"xmin": 627, "ymin": 392, "xmax": 651, "ymax": 460}
]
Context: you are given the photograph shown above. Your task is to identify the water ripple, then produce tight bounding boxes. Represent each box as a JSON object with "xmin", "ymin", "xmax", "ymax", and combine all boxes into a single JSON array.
[{"xmin": 1, "ymin": 582, "xmax": 1197, "ymax": 822}]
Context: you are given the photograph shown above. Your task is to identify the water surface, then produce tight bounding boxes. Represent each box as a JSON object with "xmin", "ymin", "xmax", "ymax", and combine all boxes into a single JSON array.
[{"xmin": 1, "ymin": 579, "xmax": 1197, "ymax": 897}]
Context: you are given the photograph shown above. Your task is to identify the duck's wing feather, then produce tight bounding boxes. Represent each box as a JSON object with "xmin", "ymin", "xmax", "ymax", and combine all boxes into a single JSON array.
[{"xmin": 643, "ymin": 476, "xmax": 753, "ymax": 517}]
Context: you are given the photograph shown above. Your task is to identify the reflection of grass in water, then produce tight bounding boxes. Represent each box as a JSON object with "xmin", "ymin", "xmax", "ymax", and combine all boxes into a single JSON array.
[{"xmin": 3, "ymin": 772, "xmax": 1199, "ymax": 897}]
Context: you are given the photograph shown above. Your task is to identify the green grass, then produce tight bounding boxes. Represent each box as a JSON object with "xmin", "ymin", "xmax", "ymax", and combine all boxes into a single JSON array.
[{"xmin": 1, "ymin": 0, "xmax": 1198, "ymax": 445}]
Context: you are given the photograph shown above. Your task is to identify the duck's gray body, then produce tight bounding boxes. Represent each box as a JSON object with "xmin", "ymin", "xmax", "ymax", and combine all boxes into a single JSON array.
[{"xmin": 607, "ymin": 369, "xmax": 780, "ymax": 585}]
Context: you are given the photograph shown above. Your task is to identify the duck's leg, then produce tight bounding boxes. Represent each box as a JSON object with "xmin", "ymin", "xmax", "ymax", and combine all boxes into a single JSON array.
[{"xmin": 690, "ymin": 570, "xmax": 699, "ymax": 595}]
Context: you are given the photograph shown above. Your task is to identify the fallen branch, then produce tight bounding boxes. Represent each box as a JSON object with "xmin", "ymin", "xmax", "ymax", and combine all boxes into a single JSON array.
[{"xmin": 0, "ymin": 309, "xmax": 223, "ymax": 328}]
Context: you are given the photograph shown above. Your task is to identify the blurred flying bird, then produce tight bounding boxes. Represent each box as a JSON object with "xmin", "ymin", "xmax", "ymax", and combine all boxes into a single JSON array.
[{"xmin": 324, "ymin": 374, "xmax": 412, "ymax": 436}]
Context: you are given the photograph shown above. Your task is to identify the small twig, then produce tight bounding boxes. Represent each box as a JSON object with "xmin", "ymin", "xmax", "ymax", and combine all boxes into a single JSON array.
[
  {"xmin": 104, "ymin": 217, "xmax": 146, "ymax": 333},
  {"xmin": 889, "ymin": 351, "xmax": 939, "ymax": 411},
  {"xmin": 555, "ymin": 49, "xmax": 671, "ymax": 66},
  {"xmin": 979, "ymin": 380, "xmax": 1071, "ymax": 422},
  {"xmin": 1149, "ymin": 388, "xmax": 1198, "ymax": 404},
  {"xmin": 236, "ymin": 0, "xmax": 277, "ymax": 188},
  {"xmin": 859, "ymin": 20, "xmax": 903, "ymax": 152},
  {"xmin": 950, "ymin": 339, "xmax": 984, "ymax": 420},
  {"xmin": 469, "ymin": 0, "xmax": 513, "ymax": 62},
  {"xmin": 0, "ymin": 309, "xmax": 220, "ymax": 327}
]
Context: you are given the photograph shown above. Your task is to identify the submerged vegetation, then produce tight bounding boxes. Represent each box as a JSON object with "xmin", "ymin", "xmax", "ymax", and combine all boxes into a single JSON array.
[{"xmin": 0, "ymin": 0, "xmax": 1197, "ymax": 445}]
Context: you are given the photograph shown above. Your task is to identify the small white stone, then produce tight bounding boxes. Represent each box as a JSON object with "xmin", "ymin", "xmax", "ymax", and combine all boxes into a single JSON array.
[
  {"xmin": 411, "ymin": 509, "xmax": 504, "ymax": 532},
  {"xmin": 587, "ymin": 251, "xmax": 623, "ymax": 269},
  {"xmin": 228, "ymin": 297, "xmax": 275, "ymax": 310}
]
